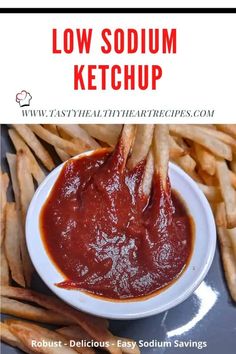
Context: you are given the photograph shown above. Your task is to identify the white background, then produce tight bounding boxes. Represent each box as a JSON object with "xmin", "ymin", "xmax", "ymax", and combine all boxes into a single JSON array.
[
  {"xmin": 0, "ymin": 13, "xmax": 236, "ymax": 123},
  {"xmin": 1, "ymin": 1, "xmax": 236, "ymax": 9}
]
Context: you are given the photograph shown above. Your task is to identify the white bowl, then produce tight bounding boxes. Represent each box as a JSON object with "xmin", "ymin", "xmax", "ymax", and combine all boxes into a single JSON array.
[{"xmin": 26, "ymin": 152, "xmax": 216, "ymax": 320}]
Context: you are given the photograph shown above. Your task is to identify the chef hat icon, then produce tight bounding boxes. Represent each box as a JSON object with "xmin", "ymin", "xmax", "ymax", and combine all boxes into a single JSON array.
[{"xmin": 16, "ymin": 90, "xmax": 32, "ymax": 107}]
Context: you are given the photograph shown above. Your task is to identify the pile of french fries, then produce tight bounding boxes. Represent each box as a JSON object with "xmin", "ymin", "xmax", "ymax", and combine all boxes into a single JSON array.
[
  {"xmin": 1, "ymin": 123, "xmax": 236, "ymax": 352},
  {"xmin": 0, "ymin": 124, "xmax": 139, "ymax": 354}
]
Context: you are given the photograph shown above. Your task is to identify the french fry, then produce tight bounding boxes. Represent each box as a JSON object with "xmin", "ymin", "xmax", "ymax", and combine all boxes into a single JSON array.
[
  {"xmin": 195, "ymin": 124, "xmax": 216, "ymax": 129},
  {"xmin": 0, "ymin": 322, "xmax": 34, "ymax": 354},
  {"xmin": 57, "ymin": 125, "xmax": 72, "ymax": 140},
  {"xmin": 70, "ymin": 138, "xmax": 92, "ymax": 153},
  {"xmin": 18, "ymin": 213, "xmax": 33, "ymax": 287},
  {"xmin": 169, "ymin": 135, "xmax": 186, "ymax": 159},
  {"xmin": 153, "ymin": 125, "xmax": 169, "ymax": 189},
  {"xmin": 43, "ymin": 125, "xmax": 70, "ymax": 162},
  {"xmin": 6, "ymin": 153, "xmax": 20, "ymax": 206},
  {"xmin": 16, "ymin": 149, "xmax": 34, "ymax": 286},
  {"xmin": 1, "ymin": 297, "xmax": 73, "ymax": 325},
  {"xmin": 29, "ymin": 124, "xmax": 87, "ymax": 156},
  {"xmin": 57, "ymin": 124, "xmax": 100, "ymax": 150},
  {"xmin": 218, "ymin": 227, "xmax": 236, "ymax": 301},
  {"xmin": 174, "ymin": 155, "xmax": 200, "ymax": 182},
  {"xmin": 57, "ymin": 326, "xmax": 96, "ymax": 354},
  {"xmin": 57, "ymin": 325, "xmax": 92, "ymax": 340},
  {"xmin": 172, "ymin": 136, "xmax": 190, "ymax": 152},
  {"xmin": 1, "ymin": 322, "xmax": 20, "ymax": 347},
  {"xmin": 127, "ymin": 124, "xmax": 154, "ymax": 169},
  {"xmin": 101, "ymin": 124, "xmax": 123, "ymax": 141},
  {"xmin": 12, "ymin": 124, "xmax": 55, "ymax": 171},
  {"xmin": 169, "ymin": 124, "xmax": 232, "ymax": 160},
  {"xmin": 8, "ymin": 129, "xmax": 45, "ymax": 184},
  {"xmin": 6, "ymin": 153, "xmax": 32, "ymax": 286},
  {"xmin": 0, "ymin": 171, "xmax": 9, "ymax": 245},
  {"xmin": 16, "ymin": 149, "xmax": 35, "ymax": 222},
  {"xmin": 43, "ymin": 124, "xmax": 57, "ymax": 133},
  {"xmin": 197, "ymin": 169, "xmax": 216, "ymax": 186},
  {"xmin": 0, "ymin": 171, "xmax": 10, "ymax": 285},
  {"xmin": 229, "ymin": 170, "xmax": 236, "ymax": 189},
  {"xmin": 55, "ymin": 147, "xmax": 70, "ymax": 162},
  {"xmin": 227, "ymin": 228, "xmax": 236, "ymax": 261},
  {"xmin": 142, "ymin": 150, "xmax": 154, "ymax": 197},
  {"xmin": 194, "ymin": 125, "xmax": 236, "ymax": 153},
  {"xmin": 5, "ymin": 154, "xmax": 30, "ymax": 283},
  {"xmin": 198, "ymin": 183, "xmax": 222, "ymax": 203},
  {"xmin": 205, "ymin": 163, "xmax": 236, "ymax": 190},
  {"xmin": 217, "ymin": 124, "xmax": 236, "ymax": 139},
  {"xmin": 194, "ymin": 143, "xmax": 216, "ymax": 176},
  {"xmin": 5, "ymin": 203, "xmax": 25, "ymax": 287},
  {"xmin": 176, "ymin": 154, "xmax": 196, "ymax": 172},
  {"xmin": 215, "ymin": 202, "xmax": 227, "ymax": 227},
  {"xmin": 0, "ymin": 246, "xmax": 10, "ymax": 286},
  {"xmin": 81, "ymin": 124, "xmax": 122, "ymax": 146},
  {"xmin": 1, "ymin": 287, "xmax": 121, "ymax": 354},
  {"xmin": 216, "ymin": 159, "xmax": 236, "ymax": 228},
  {"xmin": 57, "ymin": 326, "xmax": 140, "ymax": 354},
  {"xmin": 56, "ymin": 128, "xmax": 89, "ymax": 158},
  {"xmin": 6, "ymin": 320, "xmax": 78, "ymax": 354},
  {"xmin": 230, "ymin": 155, "xmax": 236, "ymax": 174},
  {"xmin": 119, "ymin": 124, "xmax": 136, "ymax": 171}
]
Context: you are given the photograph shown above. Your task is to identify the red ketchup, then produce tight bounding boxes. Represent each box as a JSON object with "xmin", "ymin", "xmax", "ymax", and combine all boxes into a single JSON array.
[{"xmin": 41, "ymin": 144, "xmax": 193, "ymax": 300}]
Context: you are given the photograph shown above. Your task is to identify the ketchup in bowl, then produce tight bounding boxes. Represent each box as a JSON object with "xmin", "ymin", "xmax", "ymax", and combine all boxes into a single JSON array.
[{"xmin": 40, "ymin": 145, "xmax": 193, "ymax": 300}]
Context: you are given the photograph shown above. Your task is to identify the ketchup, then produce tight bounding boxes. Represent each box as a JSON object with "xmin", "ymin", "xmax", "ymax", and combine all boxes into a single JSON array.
[{"xmin": 40, "ymin": 144, "xmax": 193, "ymax": 300}]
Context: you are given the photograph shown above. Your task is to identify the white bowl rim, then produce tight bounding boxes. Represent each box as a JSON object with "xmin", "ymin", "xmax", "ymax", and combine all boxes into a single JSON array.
[{"xmin": 26, "ymin": 150, "xmax": 216, "ymax": 320}]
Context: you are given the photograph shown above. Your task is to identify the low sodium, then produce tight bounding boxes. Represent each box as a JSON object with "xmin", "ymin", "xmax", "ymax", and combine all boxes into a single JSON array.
[{"xmin": 52, "ymin": 28, "xmax": 177, "ymax": 54}]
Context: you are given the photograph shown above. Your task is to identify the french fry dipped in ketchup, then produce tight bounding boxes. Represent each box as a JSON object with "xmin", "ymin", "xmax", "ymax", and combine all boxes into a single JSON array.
[{"xmin": 41, "ymin": 125, "xmax": 193, "ymax": 299}]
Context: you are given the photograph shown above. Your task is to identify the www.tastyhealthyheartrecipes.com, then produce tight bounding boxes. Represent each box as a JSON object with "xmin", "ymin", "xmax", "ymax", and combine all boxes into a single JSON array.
[{"xmin": 19, "ymin": 108, "xmax": 215, "ymax": 118}]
